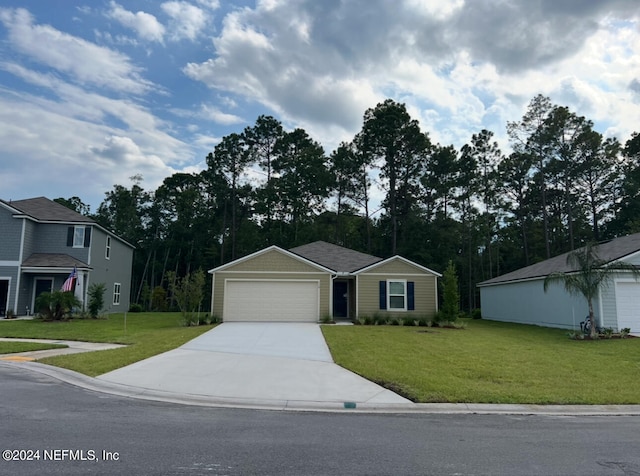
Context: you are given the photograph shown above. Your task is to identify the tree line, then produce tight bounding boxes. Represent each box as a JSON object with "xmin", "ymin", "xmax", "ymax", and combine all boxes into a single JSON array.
[{"xmin": 56, "ymin": 95, "xmax": 640, "ymax": 312}]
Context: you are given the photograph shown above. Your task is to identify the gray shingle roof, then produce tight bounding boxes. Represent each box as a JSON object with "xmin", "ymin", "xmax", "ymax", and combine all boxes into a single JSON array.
[
  {"xmin": 4, "ymin": 197, "xmax": 94, "ymax": 223},
  {"xmin": 289, "ymin": 241, "xmax": 382, "ymax": 273},
  {"xmin": 22, "ymin": 253, "xmax": 90, "ymax": 269},
  {"xmin": 478, "ymin": 232, "xmax": 640, "ymax": 286}
]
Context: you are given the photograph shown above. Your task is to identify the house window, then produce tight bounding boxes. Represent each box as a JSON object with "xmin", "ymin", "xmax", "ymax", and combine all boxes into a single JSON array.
[
  {"xmin": 73, "ymin": 226, "xmax": 85, "ymax": 248},
  {"xmin": 113, "ymin": 283, "xmax": 121, "ymax": 306},
  {"xmin": 379, "ymin": 280, "xmax": 415, "ymax": 311},
  {"xmin": 105, "ymin": 236, "xmax": 111, "ymax": 260},
  {"xmin": 67, "ymin": 226, "xmax": 91, "ymax": 248},
  {"xmin": 387, "ymin": 280, "xmax": 407, "ymax": 311}
]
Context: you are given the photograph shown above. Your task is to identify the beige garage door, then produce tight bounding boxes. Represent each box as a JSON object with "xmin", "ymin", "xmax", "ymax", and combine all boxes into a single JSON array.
[
  {"xmin": 224, "ymin": 280, "xmax": 319, "ymax": 322},
  {"xmin": 616, "ymin": 281, "xmax": 640, "ymax": 333}
]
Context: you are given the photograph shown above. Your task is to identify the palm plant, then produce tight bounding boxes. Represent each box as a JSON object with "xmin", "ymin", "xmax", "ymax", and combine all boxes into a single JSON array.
[{"xmin": 543, "ymin": 243, "xmax": 640, "ymax": 338}]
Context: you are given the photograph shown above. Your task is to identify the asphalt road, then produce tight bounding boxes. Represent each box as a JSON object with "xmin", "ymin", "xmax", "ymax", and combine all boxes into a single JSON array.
[{"xmin": 1, "ymin": 365, "xmax": 640, "ymax": 476}]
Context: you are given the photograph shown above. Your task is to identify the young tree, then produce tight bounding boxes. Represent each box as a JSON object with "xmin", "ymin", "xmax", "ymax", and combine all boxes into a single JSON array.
[
  {"xmin": 87, "ymin": 283, "xmax": 106, "ymax": 318},
  {"xmin": 167, "ymin": 269, "xmax": 206, "ymax": 326},
  {"xmin": 440, "ymin": 260, "xmax": 461, "ymax": 323},
  {"xmin": 543, "ymin": 243, "xmax": 640, "ymax": 338}
]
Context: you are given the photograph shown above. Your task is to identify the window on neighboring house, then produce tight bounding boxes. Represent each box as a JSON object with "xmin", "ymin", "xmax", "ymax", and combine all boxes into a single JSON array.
[
  {"xmin": 105, "ymin": 236, "xmax": 111, "ymax": 259},
  {"xmin": 73, "ymin": 226, "xmax": 85, "ymax": 248},
  {"xmin": 379, "ymin": 280, "xmax": 415, "ymax": 311},
  {"xmin": 113, "ymin": 283, "xmax": 121, "ymax": 306},
  {"xmin": 67, "ymin": 226, "xmax": 91, "ymax": 248}
]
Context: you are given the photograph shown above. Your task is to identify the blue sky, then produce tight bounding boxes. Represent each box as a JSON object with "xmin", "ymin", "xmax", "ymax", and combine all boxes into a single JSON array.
[{"xmin": 1, "ymin": 0, "xmax": 639, "ymax": 212}]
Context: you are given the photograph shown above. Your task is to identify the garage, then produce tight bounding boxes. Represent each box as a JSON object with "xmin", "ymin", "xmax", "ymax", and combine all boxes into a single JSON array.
[
  {"xmin": 616, "ymin": 281, "xmax": 640, "ymax": 333},
  {"xmin": 223, "ymin": 280, "xmax": 319, "ymax": 322}
]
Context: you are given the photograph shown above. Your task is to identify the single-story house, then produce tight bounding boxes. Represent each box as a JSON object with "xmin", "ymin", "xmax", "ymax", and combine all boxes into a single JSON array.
[
  {"xmin": 208, "ymin": 241, "xmax": 441, "ymax": 322},
  {"xmin": 0, "ymin": 197, "xmax": 134, "ymax": 316},
  {"xmin": 477, "ymin": 233, "xmax": 640, "ymax": 333}
]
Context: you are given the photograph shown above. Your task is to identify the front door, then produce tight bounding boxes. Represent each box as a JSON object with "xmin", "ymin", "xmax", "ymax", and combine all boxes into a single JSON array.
[
  {"xmin": 33, "ymin": 278, "xmax": 54, "ymax": 314},
  {"xmin": 333, "ymin": 280, "xmax": 349, "ymax": 318},
  {"xmin": 0, "ymin": 280, "xmax": 8, "ymax": 316}
]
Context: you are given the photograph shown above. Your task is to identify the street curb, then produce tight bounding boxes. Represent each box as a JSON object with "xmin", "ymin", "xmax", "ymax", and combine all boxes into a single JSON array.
[{"xmin": 3, "ymin": 360, "xmax": 640, "ymax": 415}]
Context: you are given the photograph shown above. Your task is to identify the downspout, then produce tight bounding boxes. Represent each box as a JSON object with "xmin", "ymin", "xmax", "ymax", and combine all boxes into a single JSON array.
[{"xmin": 14, "ymin": 218, "xmax": 26, "ymax": 314}]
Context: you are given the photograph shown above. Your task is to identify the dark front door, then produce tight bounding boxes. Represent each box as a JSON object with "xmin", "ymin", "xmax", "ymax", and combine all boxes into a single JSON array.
[
  {"xmin": 0, "ymin": 280, "xmax": 8, "ymax": 316},
  {"xmin": 33, "ymin": 278, "xmax": 54, "ymax": 313},
  {"xmin": 333, "ymin": 280, "xmax": 349, "ymax": 318}
]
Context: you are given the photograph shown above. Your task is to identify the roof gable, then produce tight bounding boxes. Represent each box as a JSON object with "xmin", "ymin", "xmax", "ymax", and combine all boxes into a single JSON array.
[
  {"xmin": 355, "ymin": 255, "xmax": 442, "ymax": 276},
  {"xmin": 478, "ymin": 232, "xmax": 640, "ymax": 286},
  {"xmin": 289, "ymin": 241, "xmax": 382, "ymax": 273},
  {"xmin": 209, "ymin": 245, "xmax": 334, "ymax": 274}
]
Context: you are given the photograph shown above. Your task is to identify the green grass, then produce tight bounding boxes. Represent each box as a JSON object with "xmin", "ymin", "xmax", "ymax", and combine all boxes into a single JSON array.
[
  {"xmin": 0, "ymin": 342, "xmax": 68, "ymax": 354},
  {"xmin": 321, "ymin": 319, "xmax": 640, "ymax": 405},
  {"xmin": 0, "ymin": 313, "xmax": 214, "ymax": 376}
]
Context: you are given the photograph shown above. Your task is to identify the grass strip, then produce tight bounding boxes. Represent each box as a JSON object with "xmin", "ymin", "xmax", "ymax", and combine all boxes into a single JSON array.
[{"xmin": 0, "ymin": 313, "xmax": 214, "ymax": 376}]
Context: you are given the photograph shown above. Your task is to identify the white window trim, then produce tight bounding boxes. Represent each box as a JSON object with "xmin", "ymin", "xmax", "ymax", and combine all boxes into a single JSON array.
[
  {"xmin": 387, "ymin": 279, "xmax": 407, "ymax": 311},
  {"xmin": 113, "ymin": 282, "xmax": 121, "ymax": 306},
  {"xmin": 105, "ymin": 236, "xmax": 111, "ymax": 260},
  {"xmin": 73, "ymin": 226, "xmax": 85, "ymax": 248}
]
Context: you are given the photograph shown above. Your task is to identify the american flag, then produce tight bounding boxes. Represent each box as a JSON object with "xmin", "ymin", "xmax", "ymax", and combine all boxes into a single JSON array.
[{"xmin": 62, "ymin": 267, "xmax": 77, "ymax": 292}]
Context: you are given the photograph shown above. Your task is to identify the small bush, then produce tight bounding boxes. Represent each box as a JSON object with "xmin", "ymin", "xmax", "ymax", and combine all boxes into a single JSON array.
[
  {"xmin": 620, "ymin": 328, "xmax": 631, "ymax": 339},
  {"xmin": 471, "ymin": 308, "xmax": 482, "ymax": 320},
  {"xmin": 602, "ymin": 327, "xmax": 614, "ymax": 339},
  {"xmin": 5, "ymin": 309, "xmax": 16, "ymax": 319},
  {"xmin": 129, "ymin": 303, "xmax": 143, "ymax": 313}
]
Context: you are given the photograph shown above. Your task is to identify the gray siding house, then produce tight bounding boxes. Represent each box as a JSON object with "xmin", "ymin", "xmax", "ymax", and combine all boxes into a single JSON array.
[
  {"xmin": 0, "ymin": 197, "xmax": 134, "ymax": 316},
  {"xmin": 478, "ymin": 233, "xmax": 640, "ymax": 333}
]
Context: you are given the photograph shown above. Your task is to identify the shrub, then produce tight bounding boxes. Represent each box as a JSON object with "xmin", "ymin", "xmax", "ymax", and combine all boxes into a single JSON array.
[
  {"xmin": 35, "ymin": 291, "xmax": 80, "ymax": 321},
  {"xmin": 5, "ymin": 309, "xmax": 16, "ymax": 319},
  {"xmin": 602, "ymin": 327, "xmax": 614, "ymax": 339},
  {"xmin": 87, "ymin": 283, "xmax": 106, "ymax": 318},
  {"xmin": 129, "ymin": 303, "xmax": 143, "ymax": 313},
  {"xmin": 620, "ymin": 328, "xmax": 631, "ymax": 339},
  {"xmin": 471, "ymin": 308, "xmax": 482, "ymax": 320}
]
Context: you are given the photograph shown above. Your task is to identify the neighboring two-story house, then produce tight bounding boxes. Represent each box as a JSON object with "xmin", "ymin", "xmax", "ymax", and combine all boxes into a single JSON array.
[{"xmin": 0, "ymin": 197, "xmax": 134, "ymax": 316}]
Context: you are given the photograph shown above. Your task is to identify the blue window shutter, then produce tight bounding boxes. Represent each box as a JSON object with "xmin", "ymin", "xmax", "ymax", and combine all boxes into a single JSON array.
[
  {"xmin": 84, "ymin": 227, "xmax": 91, "ymax": 247},
  {"xmin": 67, "ymin": 227, "xmax": 74, "ymax": 247},
  {"xmin": 407, "ymin": 281, "xmax": 415, "ymax": 310},
  {"xmin": 379, "ymin": 281, "xmax": 387, "ymax": 310}
]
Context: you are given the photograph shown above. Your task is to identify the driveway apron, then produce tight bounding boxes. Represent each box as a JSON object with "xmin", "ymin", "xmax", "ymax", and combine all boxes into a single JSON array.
[{"xmin": 97, "ymin": 322, "xmax": 410, "ymax": 406}]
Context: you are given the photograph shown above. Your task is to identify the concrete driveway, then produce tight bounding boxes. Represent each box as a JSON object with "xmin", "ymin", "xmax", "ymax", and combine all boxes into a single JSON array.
[{"xmin": 97, "ymin": 323, "xmax": 411, "ymax": 407}]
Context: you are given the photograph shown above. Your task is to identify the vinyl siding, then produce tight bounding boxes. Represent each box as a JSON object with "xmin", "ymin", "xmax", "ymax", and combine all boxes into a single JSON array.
[
  {"xmin": 363, "ymin": 259, "xmax": 431, "ymax": 275},
  {"xmin": 357, "ymin": 273, "xmax": 437, "ymax": 317},
  {"xmin": 221, "ymin": 249, "xmax": 322, "ymax": 273},
  {"xmin": 88, "ymin": 228, "xmax": 133, "ymax": 312},
  {"xmin": 212, "ymin": 271, "xmax": 331, "ymax": 318},
  {"xmin": 32, "ymin": 223, "xmax": 91, "ymax": 263},
  {"xmin": 0, "ymin": 209, "xmax": 21, "ymax": 260},
  {"xmin": 480, "ymin": 279, "xmax": 590, "ymax": 330}
]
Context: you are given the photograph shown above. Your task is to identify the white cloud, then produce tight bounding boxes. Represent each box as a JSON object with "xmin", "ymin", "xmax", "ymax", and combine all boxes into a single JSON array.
[
  {"xmin": 161, "ymin": 1, "xmax": 209, "ymax": 41},
  {"xmin": 0, "ymin": 7, "xmax": 154, "ymax": 94},
  {"xmin": 106, "ymin": 1, "xmax": 165, "ymax": 42}
]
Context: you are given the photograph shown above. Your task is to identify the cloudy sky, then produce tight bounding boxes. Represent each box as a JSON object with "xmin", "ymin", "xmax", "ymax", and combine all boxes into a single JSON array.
[{"xmin": 1, "ymin": 0, "xmax": 639, "ymax": 212}]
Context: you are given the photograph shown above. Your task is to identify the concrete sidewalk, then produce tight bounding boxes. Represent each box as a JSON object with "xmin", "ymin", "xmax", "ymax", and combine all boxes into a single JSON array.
[{"xmin": 0, "ymin": 338, "xmax": 125, "ymax": 360}]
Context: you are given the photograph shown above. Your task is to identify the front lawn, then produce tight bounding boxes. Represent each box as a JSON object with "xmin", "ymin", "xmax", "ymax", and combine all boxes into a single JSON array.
[
  {"xmin": 321, "ymin": 319, "xmax": 640, "ymax": 404},
  {"xmin": 0, "ymin": 313, "xmax": 214, "ymax": 376}
]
